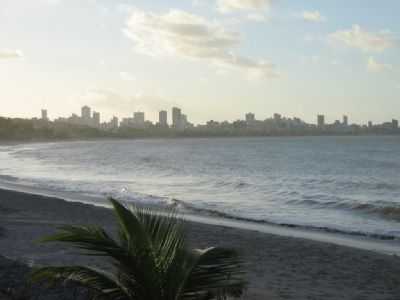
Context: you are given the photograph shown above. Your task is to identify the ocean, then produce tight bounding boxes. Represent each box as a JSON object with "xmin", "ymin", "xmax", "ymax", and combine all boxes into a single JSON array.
[{"xmin": 1, "ymin": 136, "xmax": 400, "ymax": 240}]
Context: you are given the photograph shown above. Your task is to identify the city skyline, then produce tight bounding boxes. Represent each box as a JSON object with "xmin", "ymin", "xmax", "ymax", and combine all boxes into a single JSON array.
[
  {"xmin": 1, "ymin": 1, "xmax": 400, "ymax": 124},
  {"xmin": 35, "ymin": 105, "xmax": 398, "ymax": 129}
]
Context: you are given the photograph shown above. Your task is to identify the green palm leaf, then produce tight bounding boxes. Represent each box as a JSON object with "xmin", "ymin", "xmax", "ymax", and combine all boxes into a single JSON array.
[
  {"xmin": 32, "ymin": 198, "xmax": 246, "ymax": 300},
  {"xmin": 32, "ymin": 266, "xmax": 131, "ymax": 300}
]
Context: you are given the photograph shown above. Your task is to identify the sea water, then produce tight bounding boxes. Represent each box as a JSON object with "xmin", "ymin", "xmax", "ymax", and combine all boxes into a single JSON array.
[{"xmin": 1, "ymin": 136, "xmax": 399, "ymax": 239}]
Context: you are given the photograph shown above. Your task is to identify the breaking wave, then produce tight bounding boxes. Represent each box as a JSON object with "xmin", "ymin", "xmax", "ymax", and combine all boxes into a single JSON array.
[{"xmin": 171, "ymin": 198, "xmax": 399, "ymax": 241}]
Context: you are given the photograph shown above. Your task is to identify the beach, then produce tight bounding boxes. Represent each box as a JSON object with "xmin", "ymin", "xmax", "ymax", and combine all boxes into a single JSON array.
[{"xmin": 1, "ymin": 188, "xmax": 400, "ymax": 299}]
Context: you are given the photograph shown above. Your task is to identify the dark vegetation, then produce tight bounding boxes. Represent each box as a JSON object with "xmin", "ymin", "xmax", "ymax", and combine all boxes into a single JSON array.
[
  {"xmin": 0, "ymin": 117, "xmax": 109, "ymax": 141},
  {"xmin": 1, "ymin": 116, "xmax": 399, "ymax": 142}
]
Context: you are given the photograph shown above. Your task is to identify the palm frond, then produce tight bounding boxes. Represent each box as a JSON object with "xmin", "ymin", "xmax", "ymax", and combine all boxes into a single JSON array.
[
  {"xmin": 32, "ymin": 199, "xmax": 246, "ymax": 300},
  {"xmin": 134, "ymin": 206, "xmax": 186, "ymax": 273},
  {"xmin": 109, "ymin": 199, "xmax": 164, "ymax": 299},
  {"xmin": 178, "ymin": 247, "xmax": 246, "ymax": 299},
  {"xmin": 31, "ymin": 266, "xmax": 130, "ymax": 300},
  {"xmin": 41, "ymin": 225, "xmax": 124, "ymax": 257},
  {"xmin": 36, "ymin": 222, "xmax": 156, "ymax": 298}
]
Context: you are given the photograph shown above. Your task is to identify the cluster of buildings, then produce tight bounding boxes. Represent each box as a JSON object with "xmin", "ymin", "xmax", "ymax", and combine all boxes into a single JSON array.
[
  {"xmin": 118, "ymin": 107, "xmax": 193, "ymax": 130},
  {"xmin": 45, "ymin": 106, "xmax": 118, "ymax": 131},
  {"xmin": 37, "ymin": 106, "xmax": 399, "ymax": 134},
  {"xmin": 316, "ymin": 114, "xmax": 399, "ymax": 131},
  {"xmin": 40, "ymin": 106, "xmax": 193, "ymax": 132}
]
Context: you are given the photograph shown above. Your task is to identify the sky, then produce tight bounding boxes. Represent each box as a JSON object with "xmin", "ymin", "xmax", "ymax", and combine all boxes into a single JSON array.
[{"xmin": 1, "ymin": 0, "xmax": 399, "ymax": 125}]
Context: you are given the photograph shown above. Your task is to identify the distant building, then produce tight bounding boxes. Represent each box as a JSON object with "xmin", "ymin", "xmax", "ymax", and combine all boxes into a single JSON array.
[
  {"xmin": 120, "ymin": 118, "xmax": 131, "ymax": 128},
  {"xmin": 102, "ymin": 116, "xmax": 119, "ymax": 131},
  {"xmin": 81, "ymin": 106, "xmax": 91, "ymax": 121},
  {"xmin": 41, "ymin": 109, "xmax": 48, "ymax": 121},
  {"xmin": 392, "ymin": 119, "xmax": 399, "ymax": 130},
  {"xmin": 159, "ymin": 110, "xmax": 168, "ymax": 127},
  {"xmin": 172, "ymin": 107, "xmax": 181, "ymax": 128},
  {"xmin": 273, "ymin": 113, "xmax": 282, "ymax": 121},
  {"xmin": 110, "ymin": 116, "xmax": 119, "ymax": 129},
  {"xmin": 317, "ymin": 115, "xmax": 325, "ymax": 128},
  {"xmin": 368, "ymin": 121, "xmax": 373, "ymax": 128},
  {"xmin": 181, "ymin": 114, "xmax": 187, "ymax": 125},
  {"xmin": 93, "ymin": 111, "xmax": 100, "ymax": 127},
  {"xmin": 245, "ymin": 113, "xmax": 255, "ymax": 123},
  {"xmin": 343, "ymin": 115, "xmax": 348, "ymax": 126},
  {"xmin": 126, "ymin": 112, "xmax": 145, "ymax": 129},
  {"xmin": 134, "ymin": 112, "xmax": 145, "ymax": 124}
]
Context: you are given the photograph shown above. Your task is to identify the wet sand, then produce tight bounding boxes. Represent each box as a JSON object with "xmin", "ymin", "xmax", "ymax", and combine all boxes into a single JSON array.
[{"xmin": 1, "ymin": 188, "xmax": 400, "ymax": 299}]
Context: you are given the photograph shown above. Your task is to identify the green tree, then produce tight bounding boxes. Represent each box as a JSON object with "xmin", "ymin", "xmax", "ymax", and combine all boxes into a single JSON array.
[{"xmin": 32, "ymin": 199, "xmax": 246, "ymax": 300}]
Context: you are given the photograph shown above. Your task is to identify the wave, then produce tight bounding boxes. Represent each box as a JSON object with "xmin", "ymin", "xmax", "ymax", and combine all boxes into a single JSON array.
[
  {"xmin": 171, "ymin": 198, "xmax": 399, "ymax": 241},
  {"xmin": 213, "ymin": 179, "xmax": 251, "ymax": 189},
  {"xmin": 352, "ymin": 203, "xmax": 400, "ymax": 221},
  {"xmin": 0, "ymin": 173, "xmax": 398, "ymax": 241},
  {"xmin": 0, "ymin": 174, "xmax": 19, "ymax": 182},
  {"xmin": 286, "ymin": 195, "xmax": 400, "ymax": 222},
  {"xmin": 303, "ymin": 178, "xmax": 400, "ymax": 192}
]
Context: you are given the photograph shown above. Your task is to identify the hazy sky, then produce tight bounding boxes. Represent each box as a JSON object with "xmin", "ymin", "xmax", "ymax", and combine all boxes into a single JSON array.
[{"xmin": 1, "ymin": 0, "xmax": 399, "ymax": 124}]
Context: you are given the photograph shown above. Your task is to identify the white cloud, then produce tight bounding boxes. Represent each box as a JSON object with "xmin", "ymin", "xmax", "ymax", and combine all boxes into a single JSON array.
[
  {"xmin": 217, "ymin": 0, "xmax": 273, "ymax": 13},
  {"xmin": 116, "ymin": 4, "xmax": 134, "ymax": 14},
  {"xmin": 367, "ymin": 57, "xmax": 392, "ymax": 73},
  {"xmin": 192, "ymin": 0, "xmax": 207, "ymax": 7},
  {"xmin": 302, "ymin": 10, "xmax": 325, "ymax": 23},
  {"xmin": 43, "ymin": 0, "xmax": 61, "ymax": 5},
  {"xmin": 0, "ymin": 49, "xmax": 23, "ymax": 60},
  {"xmin": 119, "ymin": 72, "xmax": 136, "ymax": 81},
  {"xmin": 331, "ymin": 59, "xmax": 339, "ymax": 66},
  {"xmin": 246, "ymin": 13, "xmax": 267, "ymax": 22},
  {"xmin": 124, "ymin": 8, "xmax": 278, "ymax": 79},
  {"xmin": 81, "ymin": 88, "xmax": 176, "ymax": 115},
  {"xmin": 329, "ymin": 24, "xmax": 396, "ymax": 52},
  {"xmin": 300, "ymin": 55, "xmax": 320, "ymax": 65}
]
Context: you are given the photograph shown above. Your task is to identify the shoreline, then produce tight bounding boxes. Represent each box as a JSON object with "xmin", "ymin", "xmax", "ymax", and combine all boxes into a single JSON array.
[
  {"xmin": 1, "ymin": 188, "xmax": 400, "ymax": 299},
  {"xmin": 1, "ymin": 134, "xmax": 400, "ymax": 146},
  {"xmin": 0, "ymin": 180, "xmax": 400, "ymax": 256}
]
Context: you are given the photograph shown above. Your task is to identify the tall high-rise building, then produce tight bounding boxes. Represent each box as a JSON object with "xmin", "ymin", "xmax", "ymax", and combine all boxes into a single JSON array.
[
  {"xmin": 317, "ymin": 115, "xmax": 325, "ymax": 128},
  {"xmin": 133, "ymin": 112, "xmax": 145, "ymax": 124},
  {"xmin": 159, "ymin": 110, "xmax": 168, "ymax": 127},
  {"xmin": 343, "ymin": 115, "xmax": 348, "ymax": 126},
  {"xmin": 181, "ymin": 114, "xmax": 187, "ymax": 125},
  {"xmin": 41, "ymin": 109, "xmax": 48, "ymax": 121},
  {"xmin": 172, "ymin": 107, "xmax": 181, "ymax": 128},
  {"xmin": 81, "ymin": 106, "xmax": 91, "ymax": 120},
  {"xmin": 245, "ymin": 113, "xmax": 255, "ymax": 123},
  {"xmin": 111, "ymin": 116, "xmax": 119, "ymax": 129},
  {"xmin": 93, "ymin": 111, "xmax": 100, "ymax": 127},
  {"xmin": 368, "ymin": 121, "xmax": 373, "ymax": 128},
  {"xmin": 392, "ymin": 119, "xmax": 399, "ymax": 130}
]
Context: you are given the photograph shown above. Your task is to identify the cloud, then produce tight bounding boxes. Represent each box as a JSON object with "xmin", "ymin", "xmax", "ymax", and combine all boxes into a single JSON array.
[
  {"xmin": 302, "ymin": 10, "xmax": 325, "ymax": 23},
  {"xmin": 216, "ymin": 0, "xmax": 273, "ymax": 13},
  {"xmin": 42, "ymin": 0, "xmax": 61, "ymax": 5},
  {"xmin": 81, "ymin": 88, "xmax": 176, "ymax": 115},
  {"xmin": 119, "ymin": 72, "xmax": 136, "ymax": 81},
  {"xmin": 192, "ymin": 0, "xmax": 207, "ymax": 7},
  {"xmin": 300, "ymin": 55, "xmax": 320, "ymax": 65},
  {"xmin": 367, "ymin": 57, "xmax": 392, "ymax": 73},
  {"xmin": 329, "ymin": 24, "xmax": 396, "ymax": 52},
  {"xmin": 0, "ymin": 49, "xmax": 23, "ymax": 60},
  {"xmin": 246, "ymin": 13, "xmax": 267, "ymax": 22},
  {"xmin": 123, "ymin": 8, "xmax": 278, "ymax": 79}
]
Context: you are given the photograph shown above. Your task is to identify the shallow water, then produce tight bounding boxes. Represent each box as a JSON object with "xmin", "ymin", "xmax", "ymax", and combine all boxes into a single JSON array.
[{"xmin": 1, "ymin": 136, "xmax": 400, "ymax": 239}]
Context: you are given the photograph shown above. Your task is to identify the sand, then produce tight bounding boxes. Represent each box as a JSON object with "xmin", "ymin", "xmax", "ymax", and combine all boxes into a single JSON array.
[{"xmin": 1, "ymin": 188, "xmax": 400, "ymax": 299}]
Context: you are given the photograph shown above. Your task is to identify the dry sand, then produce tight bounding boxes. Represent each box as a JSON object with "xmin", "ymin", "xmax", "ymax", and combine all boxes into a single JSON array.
[{"xmin": 1, "ymin": 188, "xmax": 400, "ymax": 300}]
